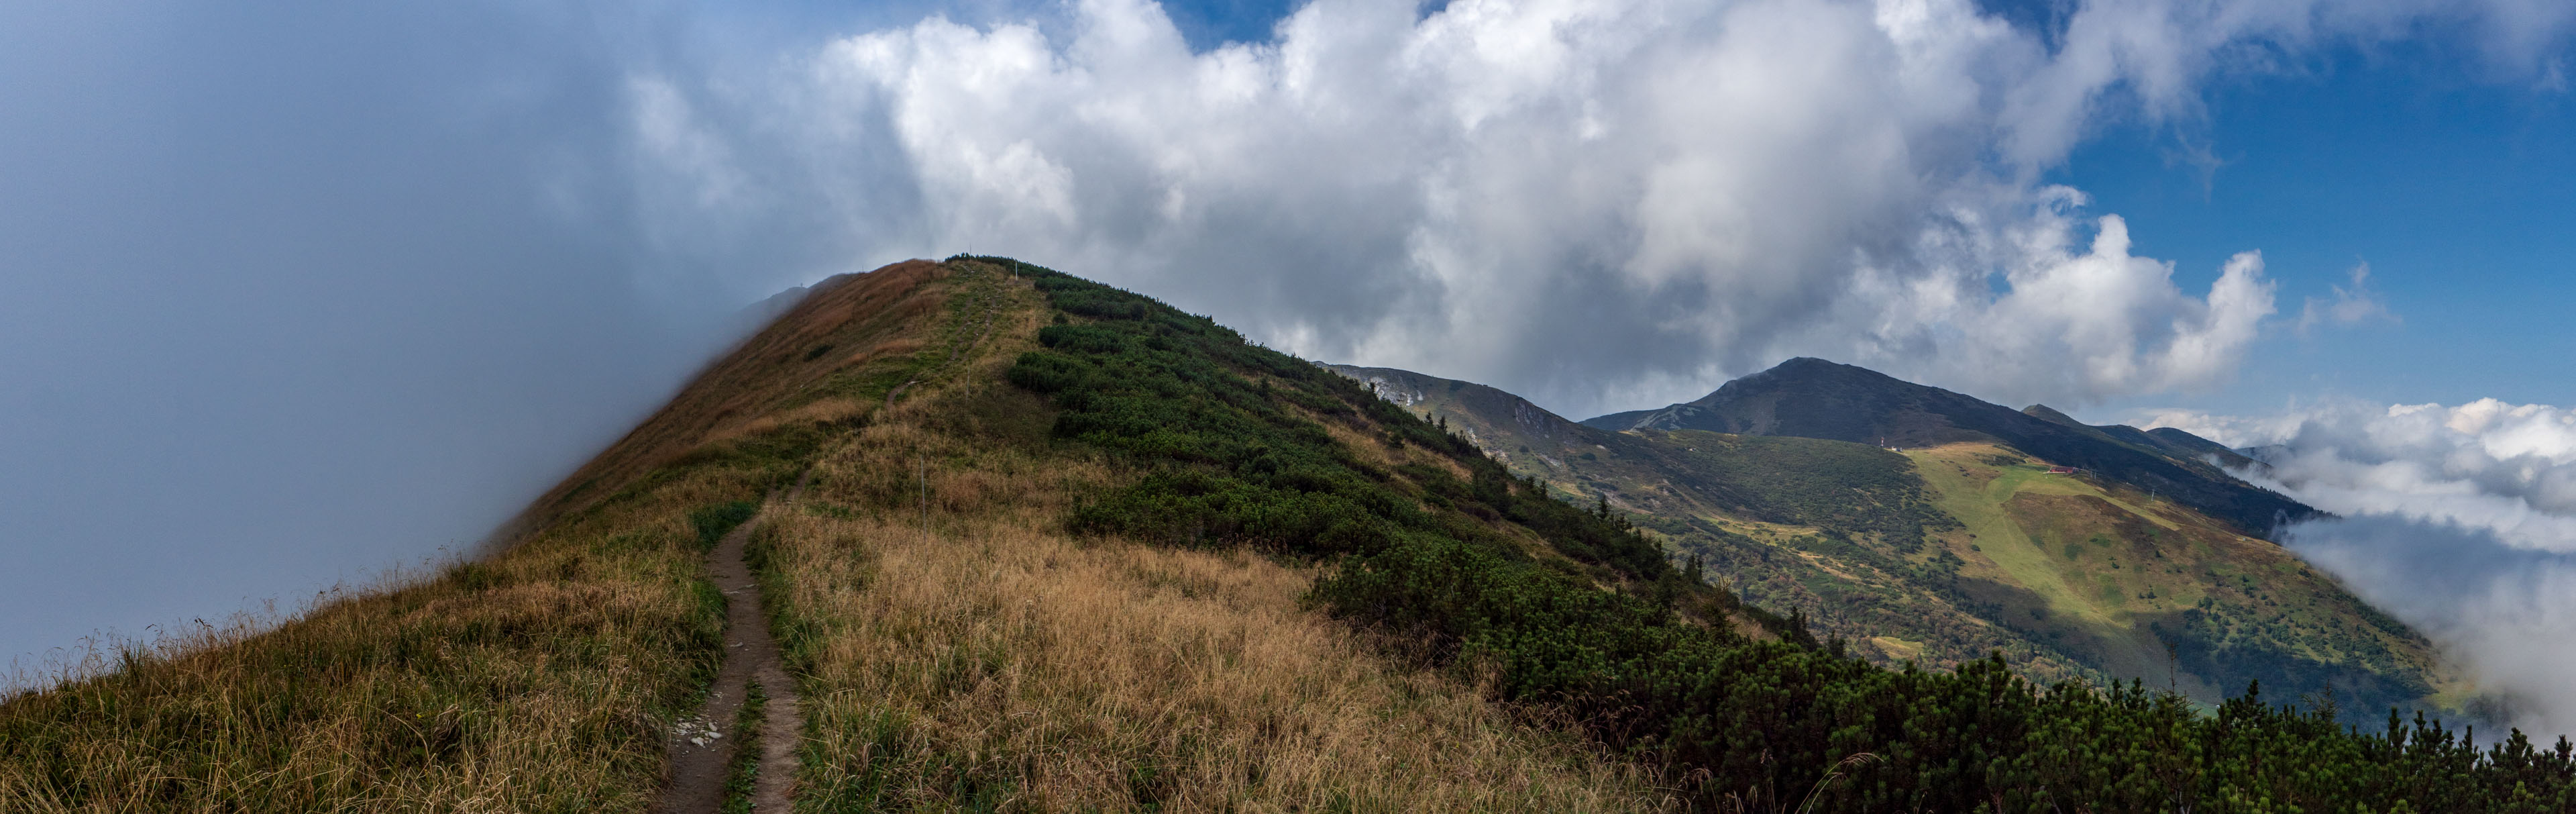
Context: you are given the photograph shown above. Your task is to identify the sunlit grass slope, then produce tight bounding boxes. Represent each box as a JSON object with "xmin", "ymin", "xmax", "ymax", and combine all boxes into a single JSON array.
[
  {"xmin": 1909, "ymin": 442, "xmax": 2461, "ymax": 711},
  {"xmin": 759, "ymin": 260, "xmax": 1680, "ymax": 810},
  {"xmin": 760, "ymin": 397, "xmax": 1665, "ymax": 809}
]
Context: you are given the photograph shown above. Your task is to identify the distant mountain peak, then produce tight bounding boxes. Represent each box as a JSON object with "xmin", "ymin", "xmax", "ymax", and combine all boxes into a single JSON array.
[
  {"xmin": 1580, "ymin": 357, "xmax": 2312, "ymax": 538},
  {"xmin": 1323, "ymin": 364, "xmax": 1597, "ymax": 460},
  {"xmin": 1697, "ymin": 356, "xmax": 1892, "ymax": 399},
  {"xmin": 2021, "ymin": 404, "xmax": 2084, "ymax": 427}
]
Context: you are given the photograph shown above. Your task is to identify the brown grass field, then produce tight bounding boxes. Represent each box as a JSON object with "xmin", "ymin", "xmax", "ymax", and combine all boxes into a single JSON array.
[
  {"xmin": 0, "ymin": 462, "xmax": 750, "ymax": 811},
  {"xmin": 759, "ymin": 302, "xmax": 1671, "ymax": 811}
]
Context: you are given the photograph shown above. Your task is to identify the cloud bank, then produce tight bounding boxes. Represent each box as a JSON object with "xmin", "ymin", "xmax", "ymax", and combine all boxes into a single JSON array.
[
  {"xmin": 2150, "ymin": 399, "xmax": 2576, "ymax": 735},
  {"xmin": 0, "ymin": 2, "xmax": 782, "ymax": 673},
  {"xmin": 641, "ymin": 0, "xmax": 2569, "ymax": 416}
]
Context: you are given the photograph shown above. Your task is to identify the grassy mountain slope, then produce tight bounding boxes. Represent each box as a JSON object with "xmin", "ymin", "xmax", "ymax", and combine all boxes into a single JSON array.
[
  {"xmin": 1334, "ymin": 363, "xmax": 2461, "ymax": 717},
  {"xmin": 9, "ymin": 258, "xmax": 2571, "ymax": 812},
  {"xmin": 1907, "ymin": 443, "xmax": 2453, "ymax": 711},
  {"xmin": 747, "ymin": 262, "xmax": 1668, "ymax": 809},
  {"xmin": 0, "ymin": 260, "xmax": 977, "ymax": 811},
  {"xmin": 0, "ymin": 260, "xmax": 1670, "ymax": 811}
]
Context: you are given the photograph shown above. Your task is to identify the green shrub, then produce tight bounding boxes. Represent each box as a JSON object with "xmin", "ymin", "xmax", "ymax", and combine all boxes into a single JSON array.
[{"xmin": 967, "ymin": 256, "xmax": 2576, "ymax": 812}]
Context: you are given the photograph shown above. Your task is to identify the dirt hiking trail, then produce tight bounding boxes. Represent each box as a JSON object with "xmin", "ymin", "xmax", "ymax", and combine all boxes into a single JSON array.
[{"xmin": 655, "ymin": 498, "xmax": 803, "ymax": 813}]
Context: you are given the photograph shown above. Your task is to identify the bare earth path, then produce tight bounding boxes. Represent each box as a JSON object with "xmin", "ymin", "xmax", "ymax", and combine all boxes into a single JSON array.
[
  {"xmin": 660, "ymin": 265, "xmax": 1002, "ymax": 810},
  {"xmin": 655, "ymin": 501, "xmax": 804, "ymax": 813}
]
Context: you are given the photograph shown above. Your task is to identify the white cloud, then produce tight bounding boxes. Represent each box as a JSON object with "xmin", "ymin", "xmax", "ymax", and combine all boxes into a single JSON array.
[
  {"xmin": 629, "ymin": 0, "xmax": 2567, "ymax": 418},
  {"xmin": 2296, "ymin": 262, "xmax": 2396, "ymax": 336},
  {"xmin": 2222, "ymin": 399, "xmax": 2576, "ymax": 547},
  {"xmin": 2149, "ymin": 398, "xmax": 2576, "ymax": 735},
  {"xmin": 1833, "ymin": 205, "xmax": 2279, "ymax": 407},
  {"xmin": 2282, "ymin": 516, "xmax": 2576, "ymax": 737},
  {"xmin": 2128, "ymin": 406, "xmax": 2306, "ymax": 449}
]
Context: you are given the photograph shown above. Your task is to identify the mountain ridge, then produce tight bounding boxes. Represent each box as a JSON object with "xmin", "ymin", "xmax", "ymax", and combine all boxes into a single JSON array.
[
  {"xmin": 1578, "ymin": 356, "xmax": 2314, "ymax": 538},
  {"xmin": 1334, "ymin": 358, "xmax": 2459, "ymax": 718}
]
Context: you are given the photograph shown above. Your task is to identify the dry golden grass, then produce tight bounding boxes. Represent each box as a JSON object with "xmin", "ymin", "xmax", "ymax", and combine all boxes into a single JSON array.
[
  {"xmin": 1317, "ymin": 415, "xmax": 1476, "ymax": 485},
  {"xmin": 758, "ymin": 387, "xmax": 1672, "ymax": 811},
  {"xmin": 757, "ymin": 266, "xmax": 1662, "ymax": 811},
  {"xmin": 0, "ymin": 462, "xmax": 779, "ymax": 812}
]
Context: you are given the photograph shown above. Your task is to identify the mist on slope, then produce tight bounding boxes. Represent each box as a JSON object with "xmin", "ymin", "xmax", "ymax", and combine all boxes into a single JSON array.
[
  {"xmin": 2150, "ymin": 400, "xmax": 2576, "ymax": 737},
  {"xmin": 0, "ymin": 3, "xmax": 837, "ymax": 676}
]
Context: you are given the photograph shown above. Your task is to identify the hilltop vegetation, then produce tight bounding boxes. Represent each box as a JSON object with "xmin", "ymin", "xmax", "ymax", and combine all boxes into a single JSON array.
[{"xmin": 3, "ymin": 258, "xmax": 2569, "ymax": 811}]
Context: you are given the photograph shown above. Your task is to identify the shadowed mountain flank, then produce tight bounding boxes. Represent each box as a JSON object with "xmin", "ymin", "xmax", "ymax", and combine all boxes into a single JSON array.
[{"xmin": 1581, "ymin": 357, "xmax": 2314, "ymax": 538}]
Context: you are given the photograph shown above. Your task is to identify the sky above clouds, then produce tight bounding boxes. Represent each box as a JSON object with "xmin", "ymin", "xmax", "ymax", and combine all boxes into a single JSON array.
[{"xmin": 5, "ymin": 0, "xmax": 2576, "ymax": 729}]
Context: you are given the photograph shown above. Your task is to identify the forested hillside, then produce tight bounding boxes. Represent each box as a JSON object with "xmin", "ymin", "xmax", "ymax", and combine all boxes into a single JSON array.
[{"xmin": 1335, "ymin": 364, "xmax": 2461, "ymax": 721}]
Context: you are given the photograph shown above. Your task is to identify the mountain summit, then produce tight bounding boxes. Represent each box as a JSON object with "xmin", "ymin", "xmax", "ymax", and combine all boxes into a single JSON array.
[{"xmin": 1582, "ymin": 357, "xmax": 2311, "ymax": 537}]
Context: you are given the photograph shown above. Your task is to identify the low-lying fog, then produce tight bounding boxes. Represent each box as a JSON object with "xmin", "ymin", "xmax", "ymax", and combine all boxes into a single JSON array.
[
  {"xmin": 0, "ymin": 4, "xmax": 813, "ymax": 677},
  {"xmin": 2154, "ymin": 401, "xmax": 2576, "ymax": 738}
]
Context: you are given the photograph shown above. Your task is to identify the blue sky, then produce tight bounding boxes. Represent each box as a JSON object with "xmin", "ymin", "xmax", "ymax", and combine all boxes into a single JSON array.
[
  {"xmin": 1159, "ymin": 0, "xmax": 1308, "ymax": 48},
  {"xmin": 2068, "ymin": 37, "xmax": 2576, "ymax": 416}
]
